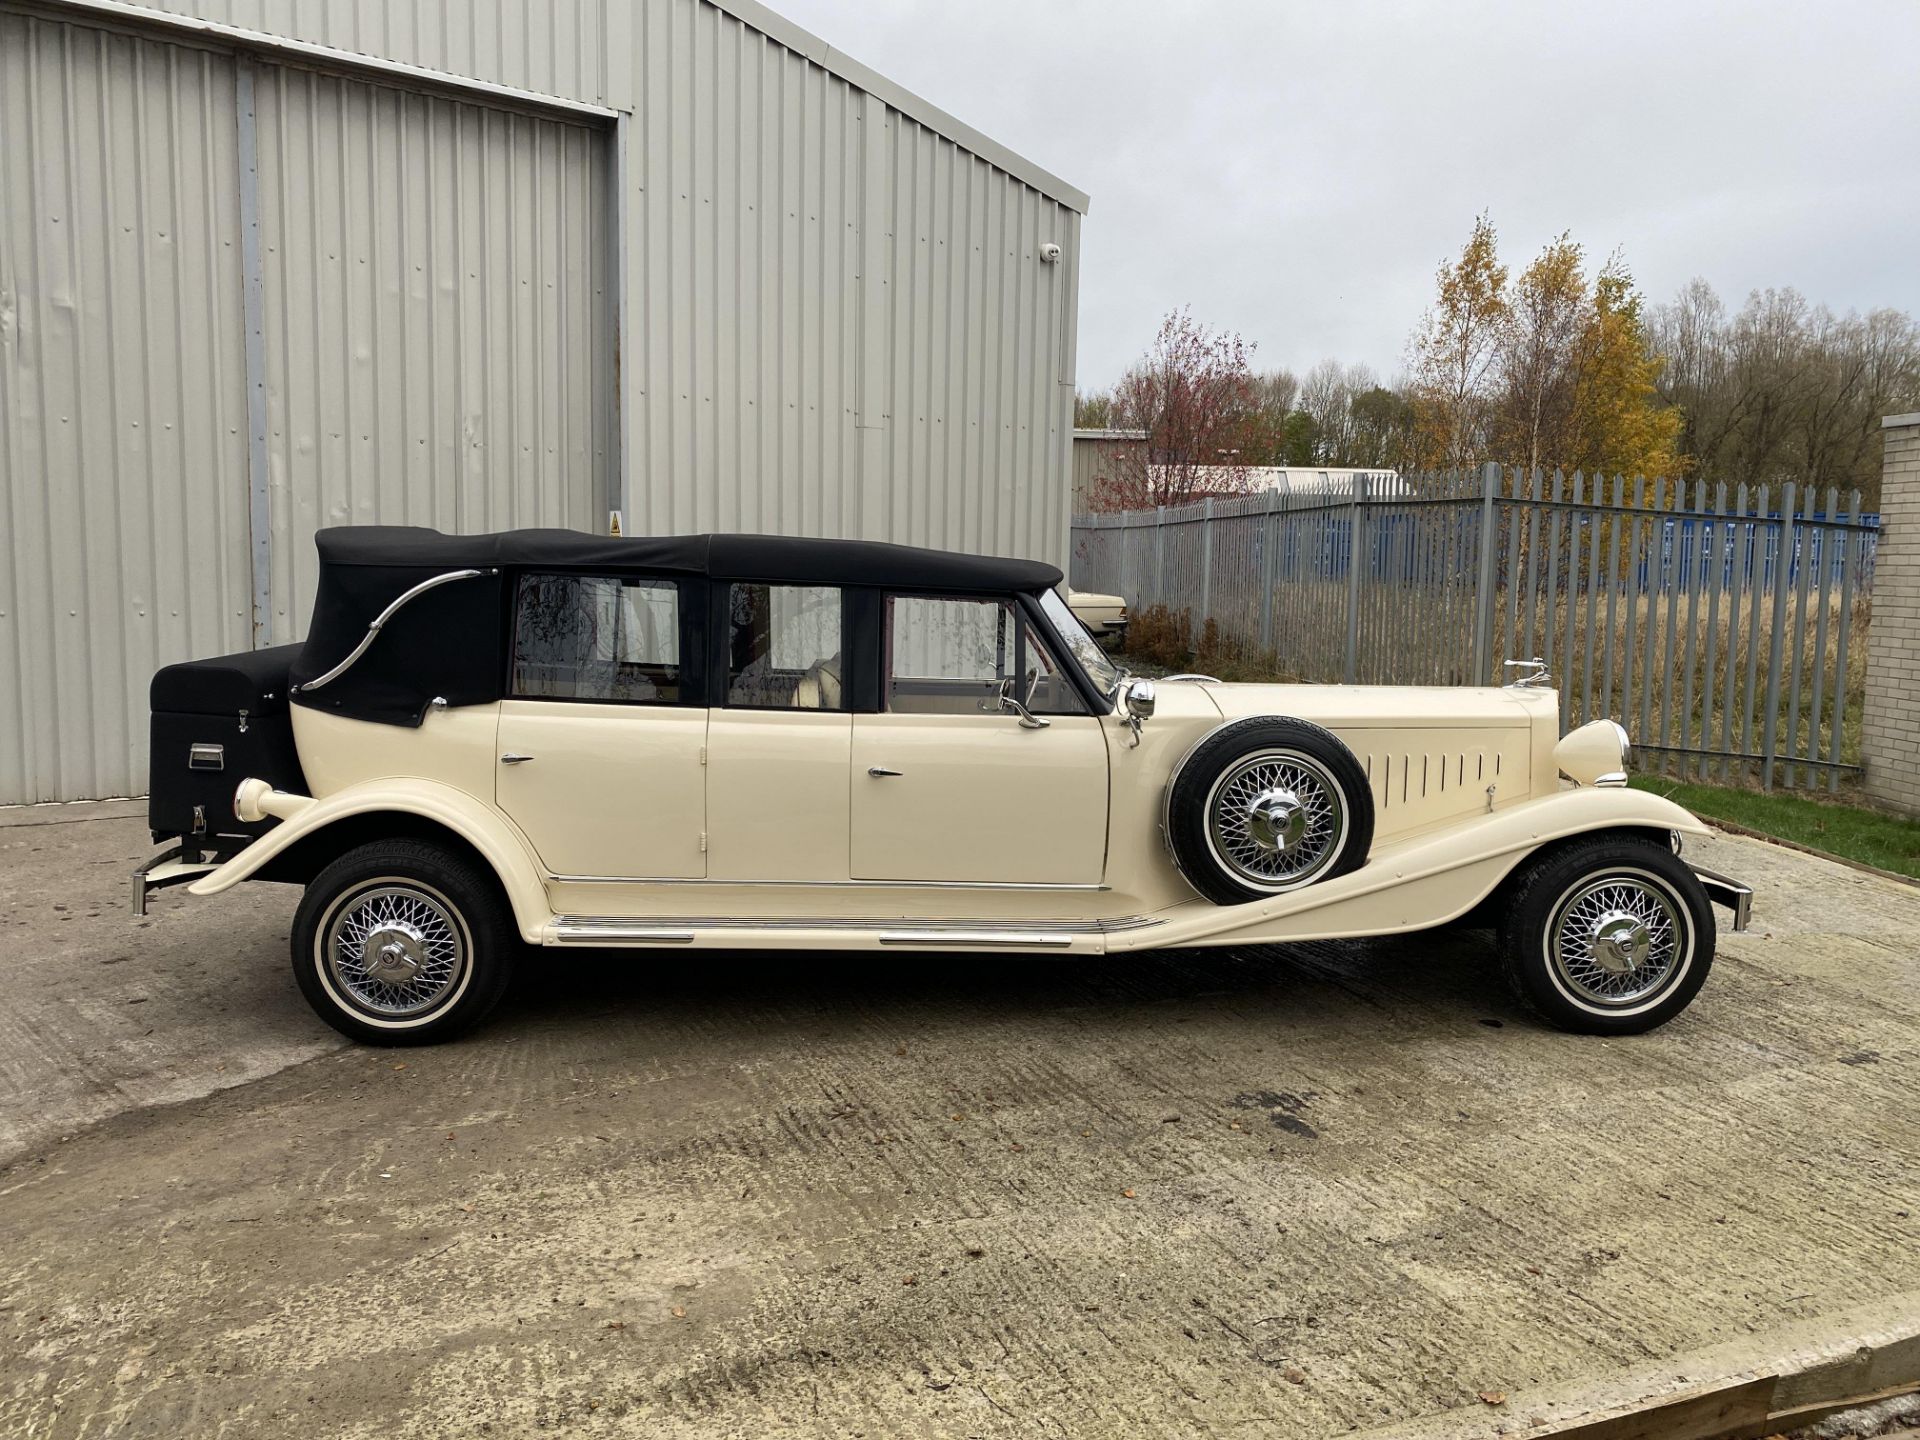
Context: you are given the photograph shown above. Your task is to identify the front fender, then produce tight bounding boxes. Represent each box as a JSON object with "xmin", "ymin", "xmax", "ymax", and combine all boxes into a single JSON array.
[
  {"xmin": 188, "ymin": 779, "xmax": 552, "ymax": 943},
  {"xmin": 1113, "ymin": 785, "xmax": 1711, "ymax": 951}
]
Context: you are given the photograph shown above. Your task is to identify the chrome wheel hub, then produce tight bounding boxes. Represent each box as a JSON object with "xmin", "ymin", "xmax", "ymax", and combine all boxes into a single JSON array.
[
  {"xmin": 1206, "ymin": 750, "xmax": 1346, "ymax": 890},
  {"xmin": 1588, "ymin": 910, "xmax": 1651, "ymax": 975},
  {"xmin": 1548, "ymin": 872, "xmax": 1685, "ymax": 1007},
  {"xmin": 360, "ymin": 922, "xmax": 429, "ymax": 986},
  {"xmin": 323, "ymin": 882, "xmax": 467, "ymax": 1018},
  {"xmin": 1246, "ymin": 788, "xmax": 1307, "ymax": 854}
]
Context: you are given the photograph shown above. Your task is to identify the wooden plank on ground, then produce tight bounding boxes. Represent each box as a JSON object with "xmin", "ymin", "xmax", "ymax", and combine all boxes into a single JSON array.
[{"xmin": 1351, "ymin": 1292, "xmax": 1920, "ymax": 1440}]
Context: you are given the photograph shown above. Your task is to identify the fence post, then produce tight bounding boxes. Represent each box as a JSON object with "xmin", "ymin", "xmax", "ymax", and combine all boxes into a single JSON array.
[
  {"xmin": 1259, "ymin": 487, "xmax": 1278, "ymax": 654},
  {"xmin": 1759, "ymin": 482, "xmax": 1795, "ymax": 791},
  {"xmin": 1154, "ymin": 506, "xmax": 1166, "ymax": 609},
  {"xmin": 1345, "ymin": 472, "xmax": 1368, "ymax": 683},
  {"xmin": 1199, "ymin": 497, "xmax": 1215, "ymax": 627},
  {"xmin": 1471, "ymin": 462, "xmax": 1501, "ymax": 684}
]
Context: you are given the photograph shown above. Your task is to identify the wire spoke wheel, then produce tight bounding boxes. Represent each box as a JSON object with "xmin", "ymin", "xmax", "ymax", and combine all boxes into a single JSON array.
[
  {"xmin": 1546, "ymin": 870, "xmax": 1686, "ymax": 1008},
  {"xmin": 323, "ymin": 880, "xmax": 469, "ymax": 1019},
  {"xmin": 1204, "ymin": 748, "xmax": 1348, "ymax": 891}
]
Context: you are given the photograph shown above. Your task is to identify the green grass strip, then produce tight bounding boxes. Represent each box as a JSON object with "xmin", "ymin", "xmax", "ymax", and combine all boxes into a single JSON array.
[{"xmin": 1630, "ymin": 776, "xmax": 1920, "ymax": 880}]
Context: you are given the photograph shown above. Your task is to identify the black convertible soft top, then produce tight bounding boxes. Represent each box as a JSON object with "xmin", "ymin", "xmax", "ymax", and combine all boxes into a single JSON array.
[
  {"xmin": 291, "ymin": 526, "xmax": 1063, "ymax": 727},
  {"xmin": 312, "ymin": 526, "xmax": 1063, "ymax": 593}
]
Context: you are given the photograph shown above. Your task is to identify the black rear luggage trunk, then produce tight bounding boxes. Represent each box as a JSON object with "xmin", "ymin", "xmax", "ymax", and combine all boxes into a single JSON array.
[{"xmin": 148, "ymin": 645, "xmax": 309, "ymax": 843}]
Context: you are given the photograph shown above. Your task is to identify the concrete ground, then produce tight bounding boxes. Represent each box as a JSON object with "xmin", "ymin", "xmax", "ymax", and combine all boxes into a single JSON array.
[{"xmin": 0, "ymin": 805, "xmax": 1915, "ymax": 1439}]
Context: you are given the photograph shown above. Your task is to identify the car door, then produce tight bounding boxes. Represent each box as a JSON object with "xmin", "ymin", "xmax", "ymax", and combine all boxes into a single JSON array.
[
  {"xmin": 493, "ymin": 570, "xmax": 708, "ymax": 880},
  {"xmin": 703, "ymin": 580, "xmax": 854, "ymax": 882},
  {"xmin": 850, "ymin": 593, "xmax": 1110, "ymax": 886}
]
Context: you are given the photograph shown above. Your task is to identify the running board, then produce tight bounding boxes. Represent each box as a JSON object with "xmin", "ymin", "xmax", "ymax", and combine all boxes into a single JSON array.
[{"xmin": 544, "ymin": 913, "xmax": 1161, "ymax": 949}]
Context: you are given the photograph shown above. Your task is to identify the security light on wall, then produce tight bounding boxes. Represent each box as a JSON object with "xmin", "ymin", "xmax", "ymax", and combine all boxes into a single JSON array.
[{"xmin": 1039, "ymin": 243, "xmax": 1062, "ymax": 263}]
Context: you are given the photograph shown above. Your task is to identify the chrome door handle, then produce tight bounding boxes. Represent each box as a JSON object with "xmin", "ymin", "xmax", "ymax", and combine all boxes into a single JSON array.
[
  {"xmin": 867, "ymin": 766, "xmax": 902, "ymax": 778},
  {"xmin": 501, "ymin": 753, "xmax": 535, "ymax": 765}
]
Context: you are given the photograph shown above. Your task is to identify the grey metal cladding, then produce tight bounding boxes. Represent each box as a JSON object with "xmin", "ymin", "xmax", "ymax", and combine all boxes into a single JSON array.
[{"xmin": 0, "ymin": 14, "xmax": 254, "ymax": 804}]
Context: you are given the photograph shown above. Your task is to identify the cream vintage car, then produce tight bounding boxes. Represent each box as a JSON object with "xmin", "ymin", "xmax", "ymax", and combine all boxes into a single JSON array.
[
  {"xmin": 1066, "ymin": 588, "xmax": 1128, "ymax": 642},
  {"xmin": 137, "ymin": 527, "xmax": 1749, "ymax": 1045}
]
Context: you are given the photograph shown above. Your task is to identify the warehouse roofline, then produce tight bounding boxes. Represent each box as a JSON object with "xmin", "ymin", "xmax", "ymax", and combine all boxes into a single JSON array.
[
  {"xmin": 34, "ymin": 0, "xmax": 1090, "ymax": 215},
  {"xmin": 709, "ymin": 0, "xmax": 1090, "ymax": 214},
  {"xmin": 28, "ymin": 0, "xmax": 623, "ymax": 118}
]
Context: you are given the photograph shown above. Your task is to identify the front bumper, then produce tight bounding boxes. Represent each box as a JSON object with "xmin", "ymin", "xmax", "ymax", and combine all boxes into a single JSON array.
[{"xmin": 1692, "ymin": 866, "xmax": 1753, "ymax": 932}]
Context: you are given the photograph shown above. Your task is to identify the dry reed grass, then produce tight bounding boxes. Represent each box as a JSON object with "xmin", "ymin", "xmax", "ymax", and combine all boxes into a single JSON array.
[{"xmin": 1128, "ymin": 589, "xmax": 1870, "ymax": 789}]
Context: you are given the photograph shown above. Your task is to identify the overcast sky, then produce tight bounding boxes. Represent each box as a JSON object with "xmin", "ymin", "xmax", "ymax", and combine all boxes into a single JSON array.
[{"xmin": 774, "ymin": 0, "xmax": 1920, "ymax": 393}]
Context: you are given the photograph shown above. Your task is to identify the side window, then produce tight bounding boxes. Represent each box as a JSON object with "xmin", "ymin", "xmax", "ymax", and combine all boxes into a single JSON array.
[
  {"xmin": 886, "ymin": 596, "xmax": 1013, "ymax": 715},
  {"xmin": 885, "ymin": 595, "xmax": 1089, "ymax": 716},
  {"xmin": 725, "ymin": 583, "xmax": 844, "ymax": 710},
  {"xmin": 510, "ymin": 573, "xmax": 682, "ymax": 703}
]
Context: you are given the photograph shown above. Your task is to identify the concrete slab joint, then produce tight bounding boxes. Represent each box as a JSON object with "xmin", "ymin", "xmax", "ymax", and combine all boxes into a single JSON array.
[{"xmin": 1863, "ymin": 414, "xmax": 1920, "ymax": 816}]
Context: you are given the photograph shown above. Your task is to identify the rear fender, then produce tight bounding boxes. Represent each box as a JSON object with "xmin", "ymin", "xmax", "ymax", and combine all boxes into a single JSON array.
[
  {"xmin": 187, "ymin": 779, "xmax": 551, "ymax": 942},
  {"xmin": 1110, "ymin": 786, "xmax": 1710, "ymax": 950}
]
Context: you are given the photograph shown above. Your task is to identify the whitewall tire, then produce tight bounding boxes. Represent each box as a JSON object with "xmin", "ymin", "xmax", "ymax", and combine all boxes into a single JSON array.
[
  {"xmin": 1166, "ymin": 717, "xmax": 1375, "ymax": 905},
  {"xmin": 1497, "ymin": 835, "xmax": 1716, "ymax": 1034},
  {"xmin": 291, "ymin": 839, "xmax": 515, "ymax": 1045}
]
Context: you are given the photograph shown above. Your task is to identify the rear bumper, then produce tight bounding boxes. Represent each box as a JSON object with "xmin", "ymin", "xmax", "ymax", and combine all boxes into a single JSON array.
[
  {"xmin": 1692, "ymin": 866, "xmax": 1753, "ymax": 932},
  {"xmin": 131, "ymin": 842, "xmax": 222, "ymax": 917}
]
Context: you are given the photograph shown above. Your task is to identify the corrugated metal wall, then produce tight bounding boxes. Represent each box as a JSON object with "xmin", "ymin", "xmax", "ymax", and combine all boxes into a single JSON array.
[
  {"xmin": 111, "ymin": 0, "xmax": 1086, "ymax": 568},
  {"xmin": 627, "ymin": 0, "xmax": 1081, "ymax": 565},
  {"xmin": 0, "ymin": 9, "xmax": 611, "ymax": 801},
  {"xmin": 5, "ymin": 0, "xmax": 1085, "ymax": 802},
  {"xmin": 124, "ymin": 0, "xmax": 615, "ymax": 105},
  {"xmin": 0, "ymin": 13, "xmax": 254, "ymax": 804},
  {"xmin": 253, "ymin": 66, "xmax": 611, "ymax": 640},
  {"xmin": 1071, "ymin": 430, "xmax": 1147, "ymax": 511}
]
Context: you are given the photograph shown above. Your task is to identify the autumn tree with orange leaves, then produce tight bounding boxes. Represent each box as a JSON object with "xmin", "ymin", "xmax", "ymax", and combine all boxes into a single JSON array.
[{"xmin": 1408, "ymin": 216, "xmax": 1681, "ymax": 479}]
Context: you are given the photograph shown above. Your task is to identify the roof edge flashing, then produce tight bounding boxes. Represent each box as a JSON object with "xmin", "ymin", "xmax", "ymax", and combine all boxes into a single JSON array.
[{"xmin": 708, "ymin": 0, "xmax": 1090, "ymax": 214}]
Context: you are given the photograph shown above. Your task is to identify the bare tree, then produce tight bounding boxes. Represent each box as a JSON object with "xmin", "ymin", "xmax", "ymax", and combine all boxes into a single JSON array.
[
  {"xmin": 1652, "ymin": 281, "xmax": 1920, "ymax": 507},
  {"xmin": 1091, "ymin": 309, "xmax": 1260, "ymax": 510}
]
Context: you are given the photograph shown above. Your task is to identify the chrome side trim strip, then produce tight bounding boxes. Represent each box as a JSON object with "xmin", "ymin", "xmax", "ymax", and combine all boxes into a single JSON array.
[
  {"xmin": 1692, "ymin": 867, "xmax": 1753, "ymax": 933},
  {"xmin": 548, "ymin": 925, "xmax": 695, "ymax": 944},
  {"xmin": 292, "ymin": 568, "xmax": 494, "ymax": 693},
  {"xmin": 548, "ymin": 913, "xmax": 1163, "ymax": 936},
  {"xmin": 879, "ymin": 932, "xmax": 1075, "ymax": 949},
  {"xmin": 547, "ymin": 873, "xmax": 1111, "ymax": 892}
]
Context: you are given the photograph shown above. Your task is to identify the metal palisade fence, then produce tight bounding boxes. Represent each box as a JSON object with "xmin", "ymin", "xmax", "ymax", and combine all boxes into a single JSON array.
[{"xmin": 1069, "ymin": 464, "xmax": 1881, "ymax": 791}]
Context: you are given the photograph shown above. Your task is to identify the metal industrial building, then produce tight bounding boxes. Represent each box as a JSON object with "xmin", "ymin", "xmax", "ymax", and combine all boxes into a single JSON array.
[{"xmin": 0, "ymin": 0, "xmax": 1088, "ymax": 804}]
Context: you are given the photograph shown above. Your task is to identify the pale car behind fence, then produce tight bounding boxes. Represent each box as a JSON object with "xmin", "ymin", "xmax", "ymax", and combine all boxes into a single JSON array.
[
  {"xmin": 137, "ymin": 528, "xmax": 1750, "ymax": 1045},
  {"xmin": 1066, "ymin": 588, "xmax": 1128, "ymax": 643}
]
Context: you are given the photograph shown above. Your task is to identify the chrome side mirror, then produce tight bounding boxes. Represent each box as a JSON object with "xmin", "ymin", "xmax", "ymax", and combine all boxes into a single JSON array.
[{"xmin": 1123, "ymin": 678, "xmax": 1156, "ymax": 747}]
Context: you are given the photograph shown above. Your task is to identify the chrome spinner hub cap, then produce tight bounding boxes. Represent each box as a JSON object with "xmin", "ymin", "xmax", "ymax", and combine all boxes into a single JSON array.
[
  {"xmin": 1246, "ymin": 788, "xmax": 1307, "ymax": 854},
  {"xmin": 360, "ymin": 922, "xmax": 429, "ymax": 986},
  {"xmin": 1588, "ymin": 910, "xmax": 1651, "ymax": 976}
]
